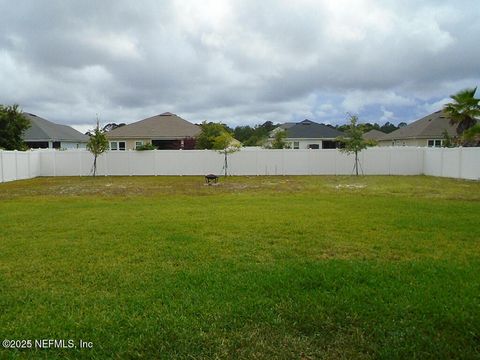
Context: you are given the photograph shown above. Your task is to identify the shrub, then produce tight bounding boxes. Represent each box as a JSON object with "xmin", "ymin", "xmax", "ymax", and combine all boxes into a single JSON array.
[{"xmin": 136, "ymin": 144, "xmax": 157, "ymax": 151}]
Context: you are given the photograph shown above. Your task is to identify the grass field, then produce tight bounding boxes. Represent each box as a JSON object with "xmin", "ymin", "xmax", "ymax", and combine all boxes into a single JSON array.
[{"xmin": 0, "ymin": 176, "xmax": 479, "ymax": 359}]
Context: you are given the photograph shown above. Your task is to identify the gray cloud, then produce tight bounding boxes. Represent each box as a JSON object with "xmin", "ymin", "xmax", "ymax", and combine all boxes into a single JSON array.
[{"xmin": 0, "ymin": 0, "xmax": 479, "ymax": 129}]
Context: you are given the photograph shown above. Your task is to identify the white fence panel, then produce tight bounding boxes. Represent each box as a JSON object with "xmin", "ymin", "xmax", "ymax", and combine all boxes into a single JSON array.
[
  {"xmin": 40, "ymin": 151, "xmax": 56, "ymax": 176},
  {"xmin": 154, "ymin": 151, "xmax": 181, "ymax": 175},
  {"xmin": 2, "ymin": 152, "xmax": 18, "ymax": 182},
  {"xmin": 362, "ymin": 148, "xmax": 391, "ymax": 175},
  {"xmin": 257, "ymin": 150, "xmax": 284, "ymax": 175},
  {"xmin": 284, "ymin": 150, "xmax": 309, "ymax": 175},
  {"xmin": 129, "ymin": 151, "xmax": 155, "ymax": 176},
  {"xmin": 79, "ymin": 151, "xmax": 93, "ymax": 176},
  {"xmin": 54, "ymin": 151, "xmax": 82, "ymax": 176},
  {"xmin": 196, "ymin": 151, "xmax": 224, "ymax": 176},
  {"xmin": 309, "ymin": 150, "xmax": 337, "ymax": 175},
  {"xmin": 230, "ymin": 151, "xmax": 257, "ymax": 175},
  {"xmin": 390, "ymin": 147, "xmax": 423, "ymax": 175},
  {"xmin": 0, "ymin": 150, "xmax": 41, "ymax": 182},
  {"xmin": 179, "ymin": 150, "xmax": 217, "ymax": 176},
  {"xmin": 424, "ymin": 148, "xmax": 442, "ymax": 177},
  {"xmin": 29, "ymin": 151, "xmax": 41, "ymax": 178},
  {"xmin": 103, "ymin": 151, "xmax": 131, "ymax": 176},
  {"xmin": 441, "ymin": 148, "xmax": 461, "ymax": 178},
  {"xmin": 460, "ymin": 148, "xmax": 480, "ymax": 180},
  {"xmin": 334, "ymin": 151, "xmax": 354, "ymax": 175},
  {"xmin": 15, "ymin": 151, "xmax": 30, "ymax": 180}
]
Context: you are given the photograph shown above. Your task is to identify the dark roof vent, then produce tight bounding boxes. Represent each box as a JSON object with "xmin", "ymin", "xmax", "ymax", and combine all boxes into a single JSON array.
[
  {"xmin": 160, "ymin": 112, "xmax": 175, "ymax": 116},
  {"xmin": 300, "ymin": 119, "xmax": 313, "ymax": 125}
]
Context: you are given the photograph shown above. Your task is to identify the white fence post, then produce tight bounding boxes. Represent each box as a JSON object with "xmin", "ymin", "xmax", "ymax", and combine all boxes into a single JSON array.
[
  {"xmin": 53, "ymin": 150, "xmax": 56, "ymax": 177},
  {"xmin": 28, "ymin": 151, "xmax": 31, "ymax": 179},
  {"xmin": 421, "ymin": 147, "xmax": 426, "ymax": 175},
  {"xmin": 334, "ymin": 150, "xmax": 338, "ymax": 175},
  {"xmin": 129, "ymin": 151, "xmax": 133, "ymax": 176},
  {"xmin": 154, "ymin": 150, "xmax": 158, "ymax": 176},
  {"xmin": 78, "ymin": 151, "xmax": 82, "ymax": 176},
  {"xmin": 458, "ymin": 147, "xmax": 463, "ymax": 179},
  {"xmin": 0, "ymin": 150, "xmax": 4, "ymax": 183},
  {"xmin": 440, "ymin": 147, "xmax": 444, "ymax": 177},
  {"xmin": 14, "ymin": 150, "xmax": 18, "ymax": 181}
]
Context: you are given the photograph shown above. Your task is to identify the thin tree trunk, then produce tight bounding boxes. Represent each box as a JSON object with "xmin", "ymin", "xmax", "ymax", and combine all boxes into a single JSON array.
[
  {"xmin": 224, "ymin": 151, "xmax": 228, "ymax": 177},
  {"xmin": 355, "ymin": 151, "xmax": 358, "ymax": 176},
  {"xmin": 93, "ymin": 155, "xmax": 97, "ymax": 177}
]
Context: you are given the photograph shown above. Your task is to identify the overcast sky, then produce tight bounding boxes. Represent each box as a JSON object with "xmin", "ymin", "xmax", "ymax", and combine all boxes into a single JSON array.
[{"xmin": 1, "ymin": 0, "xmax": 479, "ymax": 132}]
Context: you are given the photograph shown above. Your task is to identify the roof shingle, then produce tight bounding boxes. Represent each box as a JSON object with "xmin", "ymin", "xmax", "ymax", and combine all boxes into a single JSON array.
[
  {"xmin": 22, "ymin": 113, "xmax": 89, "ymax": 142},
  {"xmin": 378, "ymin": 111, "xmax": 458, "ymax": 141},
  {"xmin": 282, "ymin": 119, "xmax": 344, "ymax": 139},
  {"xmin": 363, "ymin": 129, "xmax": 386, "ymax": 140},
  {"xmin": 106, "ymin": 113, "xmax": 200, "ymax": 139}
]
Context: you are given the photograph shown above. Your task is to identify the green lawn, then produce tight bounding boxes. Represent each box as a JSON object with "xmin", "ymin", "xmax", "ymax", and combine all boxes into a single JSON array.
[{"xmin": 0, "ymin": 176, "xmax": 479, "ymax": 359}]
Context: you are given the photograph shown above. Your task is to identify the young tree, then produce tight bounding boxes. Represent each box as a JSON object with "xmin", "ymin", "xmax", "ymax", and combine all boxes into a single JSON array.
[
  {"xmin": 441, "ymin": 129, "xmax": 454, "ymax": 148},
  {"xmin": 336, "ymin": 114, "xmax": 371, "ymax": 176},
  {"xmin": 86, "ymin": 120, "xmax": 109, "ymax": 177},
  {"xmin": 196, "ymin": 121, "xmax": 232, "ymax": 149},
  {"xmin": 0, "ymin": 104, "xmax": 30, "ymax": 150},
  {"xmin": 443, "ymin": 87, "xmax": 480, "ymax": 138},
  {"xmin": 213, "ymin": 132, "xmax": 241, "ymax": 177},
  {"xmin": 271, "ymin": 128, "xmax": 287, "ymax": 149}
]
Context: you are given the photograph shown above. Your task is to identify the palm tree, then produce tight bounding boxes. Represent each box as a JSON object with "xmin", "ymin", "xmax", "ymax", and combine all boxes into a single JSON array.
[{"xmin": 443, "ymin": 87, "xmax": 480, "ymax": 136}]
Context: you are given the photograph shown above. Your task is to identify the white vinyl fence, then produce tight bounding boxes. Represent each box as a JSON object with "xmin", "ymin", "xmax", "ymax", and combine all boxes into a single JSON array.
[
  {"xmin": 423, "ymin": 147, "xmax": 480, "ymax": 180},
  {"xmin": 0, "ymin": 147, "xmax": 479, "ymax": 183},
  {"xmin": 0, "ymin": 150, "xmax": 41, "ymax": 183}
]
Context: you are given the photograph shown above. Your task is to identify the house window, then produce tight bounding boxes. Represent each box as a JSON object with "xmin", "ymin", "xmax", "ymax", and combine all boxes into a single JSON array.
[
  {"xmin": 322, "ymin": 141, "xmax": 336, "ymax": 149},
  {"xmin": 110, "ymin": 141, "xmax": 126, "ymax": 151},
  {"xmin": 308, "ymin": 144, "xmax": 320, "ymax": 149},
  {"xmin": 135, "ymin": 141, "xmax": 144, "ymax": 149},
  {"xmin": 428, "ymin": 139, "xmax": 443, "ymax": 147},
  {"xmin": 293, "ymin": 141, "xmax": 299, "ymax": 149}
]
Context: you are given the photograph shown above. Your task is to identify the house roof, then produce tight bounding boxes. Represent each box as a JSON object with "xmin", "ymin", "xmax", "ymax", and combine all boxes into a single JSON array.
[
  {"xmin": 278, "ymin": 122, "xmax": 296, "ymax": 130},
  {"xmin": 363, "ymin": 129, "xmax": 386, "ymax": 141},
  {"xmin": 22, "ymin": 113, "xmax": 89, "ymax": 142},
  {"xmin": 281, "ymin": 119, "xmax": 344, "ymax": 139},
  {"xmin": 378, "ymin": 111, "xmax": 458, "ymax": 141},
  {"xmin": 106, "ymin": 112, "xmax": 200, "ymax": 139}
]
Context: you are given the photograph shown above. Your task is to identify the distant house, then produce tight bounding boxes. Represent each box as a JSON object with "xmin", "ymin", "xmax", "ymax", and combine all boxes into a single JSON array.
[
  {"xmin": 271, "ymin": 119, "xmax": 344, "ymax": 149},
  {"xmin": 362, "ymin": 129, "xmax": 386, "ymax": 142},
  {"xmin": 22, "ymin": 113, "xmax": 89, "ymax": 149},
  {"xmin": 106, "ymin": 112, "xmax": 201, "ymax": 150},
  {"xmin": 377, "ymin": 111, "xmax": 459, "ymax": 147}
]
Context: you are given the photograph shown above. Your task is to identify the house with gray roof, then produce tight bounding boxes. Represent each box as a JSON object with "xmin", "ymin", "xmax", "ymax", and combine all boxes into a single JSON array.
[
  {"xmin": 22, "ymin": 113, "xmax": 89, "ymax": 149},
  {"xmin": 271, "ymin": 119, "xmax": 345, "ymax": 149},
  {"xmin": 362, "ymin": 129, "xmax": 386, "ymax": 142},
  {"xmin": 377, "ymin": 110, "xmax": 459, "ymax": 147},
  {"xmin": 106, "ymin": 112, "xmax": 200, "ymax": 150}
]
